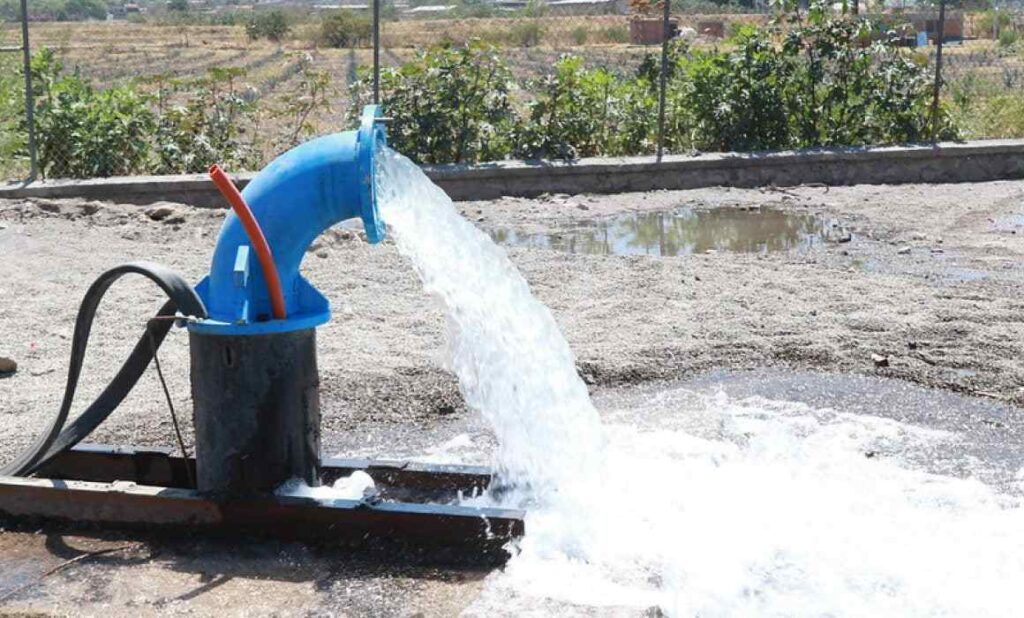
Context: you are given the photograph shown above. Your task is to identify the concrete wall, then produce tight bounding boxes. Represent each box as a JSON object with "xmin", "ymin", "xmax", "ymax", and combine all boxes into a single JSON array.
[{"xmin": 2, "ymin": 140, "xmax": 1023, "ymax": 208}]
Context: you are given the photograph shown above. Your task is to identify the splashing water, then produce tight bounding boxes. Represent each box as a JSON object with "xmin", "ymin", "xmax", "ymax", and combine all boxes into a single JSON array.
[
  {"xmin": 374, "ymin": 147, "xmax": 1024, "ymax": 616},
  {"xmin": 375, "ymin": 147, "xmax": 603, "ymax": 506}
]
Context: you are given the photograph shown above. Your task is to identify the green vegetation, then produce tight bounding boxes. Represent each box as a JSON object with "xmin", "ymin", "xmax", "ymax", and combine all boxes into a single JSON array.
[
  {"xmin": 32, "ymin": 50, "xmax": 154, "ymax": 177},
  {"xmin": 0, "ymin": 55, "xmax": 26, "ymax": 178},
  {"xmin": 16, "ymin": 49, "xmax": 263, "ymax": 178},
  {"xmin": 516, "ymin": 56, "xmax": 657, "ymax": 159},
  {"xmin": 350, "ymin": 42, "xmax": 518, "ymax": 164},
  {"xmin": 246, "ymin": 10, "xmax": 290, "ymax": 42},
  {"xmin": 998, "ymin": 29, "xmax": 1018, "ymax": 48},
  {"xmin": 352, "ymin": 1, "xmax": 954, "ymax": 164},
  {"xmin": 0, "ymin": 1, "xmax": 984, "ymax": 178},
  {"xmin": 319, "ymin": 10, "xmax": 372, "ymax": 48},
  {"xmin": 0, "ymin": 0, "xmax": 107, "ymax": 22}
]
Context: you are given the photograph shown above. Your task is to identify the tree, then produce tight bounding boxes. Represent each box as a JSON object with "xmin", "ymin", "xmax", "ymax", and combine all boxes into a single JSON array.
[{"xmin": 246, "ymin": 10, "xmax": 289, "ymax": 42}]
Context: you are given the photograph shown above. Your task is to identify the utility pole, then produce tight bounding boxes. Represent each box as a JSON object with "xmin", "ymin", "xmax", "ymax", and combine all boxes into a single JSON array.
[{"xmin": 372, "ymin": 0, "xmax": 380, "ymax": 103}]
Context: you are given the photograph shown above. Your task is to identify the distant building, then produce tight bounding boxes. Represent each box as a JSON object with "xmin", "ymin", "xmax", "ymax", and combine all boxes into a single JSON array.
[
  {"xmin": 402, "ymin": 4, "xmax": 456, "ymax": 14},
  {"xmin": 314, "ymin": 3, "xmax": 370, "ymax": 9},
  {"xmin": 546, "ymin": 0, "xmax": 627, "ymax": 15}
]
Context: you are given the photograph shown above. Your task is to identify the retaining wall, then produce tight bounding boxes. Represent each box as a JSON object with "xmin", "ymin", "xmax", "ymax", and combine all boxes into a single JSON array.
[{"xmin": 2, "ymin": 140, "xmax": 1023, "ymax": 207}]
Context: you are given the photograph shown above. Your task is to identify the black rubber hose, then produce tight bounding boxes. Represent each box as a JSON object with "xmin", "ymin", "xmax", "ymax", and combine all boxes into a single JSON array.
[{"xmin": 1, "ymin": 261, "xmax": 207, "ymax": 477}]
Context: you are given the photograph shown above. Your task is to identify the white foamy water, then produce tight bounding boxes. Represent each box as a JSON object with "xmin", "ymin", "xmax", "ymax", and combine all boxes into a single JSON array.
[
  {"xmin": 375, "ymin": 147, "xmax": 603, "ymax": 506},
  {"xmin": 375, "ymin": 148, "xmax": 1024, "ymax": 617},
  {"xmin": 276, "ymin": 472, "xmax": 376, "ymax": 502}
]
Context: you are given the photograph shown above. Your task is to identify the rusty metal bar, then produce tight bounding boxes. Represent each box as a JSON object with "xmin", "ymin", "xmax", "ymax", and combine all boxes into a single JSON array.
[
  {"xmin": 36, "ymin": 444, "xmax": 494, "ymax": 498},
  {"xmin": 0, "ymin": 474, "xmax": 524, "ymax": 558}
]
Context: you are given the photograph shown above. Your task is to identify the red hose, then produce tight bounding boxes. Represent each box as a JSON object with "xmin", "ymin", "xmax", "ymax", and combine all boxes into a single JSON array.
[{"xmin": 209, "ymin": 164, "xmax": 287, "ymax": 320}]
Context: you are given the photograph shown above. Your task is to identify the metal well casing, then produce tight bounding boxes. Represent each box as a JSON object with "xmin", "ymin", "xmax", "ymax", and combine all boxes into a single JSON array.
[{"xmin": 190, "ymin": 329, "xmax": 321, "ymax": 497}]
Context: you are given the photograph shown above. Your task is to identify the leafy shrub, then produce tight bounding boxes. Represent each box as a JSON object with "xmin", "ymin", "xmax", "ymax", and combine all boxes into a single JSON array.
[
  {"xmin": 153, "ymin": 74, "xmax": 258, "ymax": 175},
  {"xmin": 246, "ymin": 10, "xmax": 290, "ymax": 42},
  {"xmin": 516, "ymin": 56, "xmax": 656, "ymax": 159},
  {"xmin": 668, "ymin": 3, "xmax": 956, "ymax": 152},
  {"xmin": 32, "ymin": 50, "xmax": 155, "ymax": 178},
  {"xmin": 572, "ymin": 25, "xmax": 589, "ymax": 45},
  {"xmin": 320, "ymin": 10, "xmax": 372, "ymax": 48},
  {"xmin": 998, "ymin": 29, "xmax": 1018, "ymax": 48},
  {"xmin": 508, "ymin": 21, "xmax": 544, "ymax": 47},
  {"xmin": 269, "ymin": 58, "xmax": 333, "ymax": 147},
  {"xmin": 974, "ymin": 10, "xmax": 1013, "ymax": 39},
  {"xmin": 673, "ymin": 36, "xmax": 791, "ymax": 151},
  {"xmin": 0, "ymin": 55, "xmax": 26, "ymax": 177},
  {"xmin": 777, "ymin": 4, "xmax": 954, "ymax": 146},
  {"xmin": 21, "ymin": 51, "xmax": 265, "ymax": 178},
  {"xmin": 350, "ymin": 42, "xmax": 519, "ymax": 164}
]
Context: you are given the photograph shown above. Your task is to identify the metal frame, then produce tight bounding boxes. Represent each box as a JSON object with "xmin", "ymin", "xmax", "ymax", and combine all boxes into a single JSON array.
[{"xmin": 1, "ymin": 444, "xmax": 525, "ymax": 561}]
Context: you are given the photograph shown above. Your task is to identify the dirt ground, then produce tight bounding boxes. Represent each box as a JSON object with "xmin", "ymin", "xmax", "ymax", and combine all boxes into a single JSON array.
[{"xmin": 1, "ymin": 179, "xmax": 1024, "ymax": 615}]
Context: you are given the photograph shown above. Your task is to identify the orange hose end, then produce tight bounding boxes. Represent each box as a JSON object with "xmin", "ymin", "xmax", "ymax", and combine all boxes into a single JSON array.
[{"xmin": 209, "ymin": 164, "xmax": 288, "ymax": 321}]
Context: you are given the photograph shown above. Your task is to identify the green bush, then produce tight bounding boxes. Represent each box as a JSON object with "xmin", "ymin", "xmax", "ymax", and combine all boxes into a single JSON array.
[
  {"xmin": 153, "ymin": 78, "xmax": 258, "ymax": 174},
  {"xmin": 320, "ymin": 10, "xmax": 372, "ymax": 48},
  {"xmin": 571, "ymin": 26, "xmax": 589, "ymax": 45},
  {"xmin": 32, "ymin": 50, "xmax": 155, "ymax": 178},
  {"xmin": 508, "ymin": 21, "xmax": 544, "ymax": 47},
  {"xmin": 674, "ymin": 38, "xmax": 791, "ymax": 152},
  {"xmin": 350, "ymin": 42, "xmax": 519, "ymax": 164},
  {"xmin": 19, "ymin": 51, "xmax": 264, "ymax": 178},
  {"xmin": 668, "ymin": 3, "xmax": 955, "ymax": 152},
  {"xmin": 975, "ymin": 10, "xmax": 1013, "ymax": 39},
  {"xmin": 0, "ymin": 55, "xmax": 26, "ymax": 178},
  {"xmin": 246, "ymin": 10, "xmax": 290, "ymax": 42},
  {"xmin": 515, "ymin": 56, "xmax": 657, "ymax": 159},
  {"xmin": 998, "ymin": 29, "xmax": 1018, "ymax": 48}
]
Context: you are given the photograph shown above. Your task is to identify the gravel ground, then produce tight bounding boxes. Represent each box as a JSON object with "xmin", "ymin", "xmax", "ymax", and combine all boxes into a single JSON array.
[{"xmin": 1, "ymin": 179, "xmax": 1023, "ymax": 614}]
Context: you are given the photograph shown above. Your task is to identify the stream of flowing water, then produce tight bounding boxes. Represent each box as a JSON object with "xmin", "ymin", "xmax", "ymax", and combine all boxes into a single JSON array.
[{"xmin": 374, "ymin": 147, "xmax": 1024, "ymax": 617}]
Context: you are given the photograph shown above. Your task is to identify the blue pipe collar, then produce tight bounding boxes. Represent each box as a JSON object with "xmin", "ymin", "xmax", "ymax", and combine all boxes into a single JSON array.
[{"xmin": 189, "ymin": 105, "xmax": 387, "ymax": 336}]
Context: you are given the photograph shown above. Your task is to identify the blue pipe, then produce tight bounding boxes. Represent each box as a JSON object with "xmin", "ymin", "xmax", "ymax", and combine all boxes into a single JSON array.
[{"xmin": 189, "ymin": 105, "xmax": 387, "ymax": 336}]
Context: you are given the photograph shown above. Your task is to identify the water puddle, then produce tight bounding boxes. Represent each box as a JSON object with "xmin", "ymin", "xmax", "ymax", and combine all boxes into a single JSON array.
[
  {"xmin": 490, "ymin": 207, "xmax": 848, "ymax": 256},
  {"xmin": 374, "ymin": 149, "xmax": 1024, "ymax": 617}
]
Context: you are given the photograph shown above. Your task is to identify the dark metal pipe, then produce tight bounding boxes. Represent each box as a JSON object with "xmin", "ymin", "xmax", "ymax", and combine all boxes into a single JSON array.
[{"xmin": 190, "ymin": 329, "xmax": 321, "ymax": 497}]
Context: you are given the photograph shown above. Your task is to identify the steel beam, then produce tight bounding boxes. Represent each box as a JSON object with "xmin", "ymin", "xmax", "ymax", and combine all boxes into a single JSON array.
[
  {"xmin": 35, "ymin": 444, "xmax": 494, "ymax": 499},
  {"xmin": 4, "ymin": 444, "xmax": 524, "ymax": 562},
  {"xmin": 0, "ymin": 475, "xmax": 523, "ymax": 556}
]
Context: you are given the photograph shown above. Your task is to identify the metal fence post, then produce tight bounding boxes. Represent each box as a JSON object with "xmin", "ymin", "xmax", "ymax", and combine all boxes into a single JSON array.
[
  {"xmin": 655, "ymin": 0, "xmax": 670, "ymax": 162},
  {"xmin": 20, "ymin": 0, "xmax": 37, "ymax": 180},
  {"xmin": 931, "ymin": 0, "xmax": 946, "ymax": 143},
  {"xmin": 372, "ymin": 0, "xmax": 380, "ymax": 103}
]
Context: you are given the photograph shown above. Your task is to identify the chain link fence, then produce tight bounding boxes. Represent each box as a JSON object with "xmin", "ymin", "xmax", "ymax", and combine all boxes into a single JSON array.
[
  {"xmin": 2, "ymin": 2, "xmax": 1024, "ymax": 182},
  {"xmin": 1, "ymin": 7, "xmax": 31, "ymax": 181}
]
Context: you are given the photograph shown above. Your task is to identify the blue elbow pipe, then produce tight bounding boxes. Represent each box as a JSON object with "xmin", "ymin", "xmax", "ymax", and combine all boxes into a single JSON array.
[{"xmin": 189, "ymin": 105, "xmax": 387, "ymax": 336}]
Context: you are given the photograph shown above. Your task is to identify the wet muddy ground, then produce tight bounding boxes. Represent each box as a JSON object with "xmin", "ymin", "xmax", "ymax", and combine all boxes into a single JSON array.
[{"xmin": 1, "ymin": 179, "xmax": 1023, "ymax": 615}]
